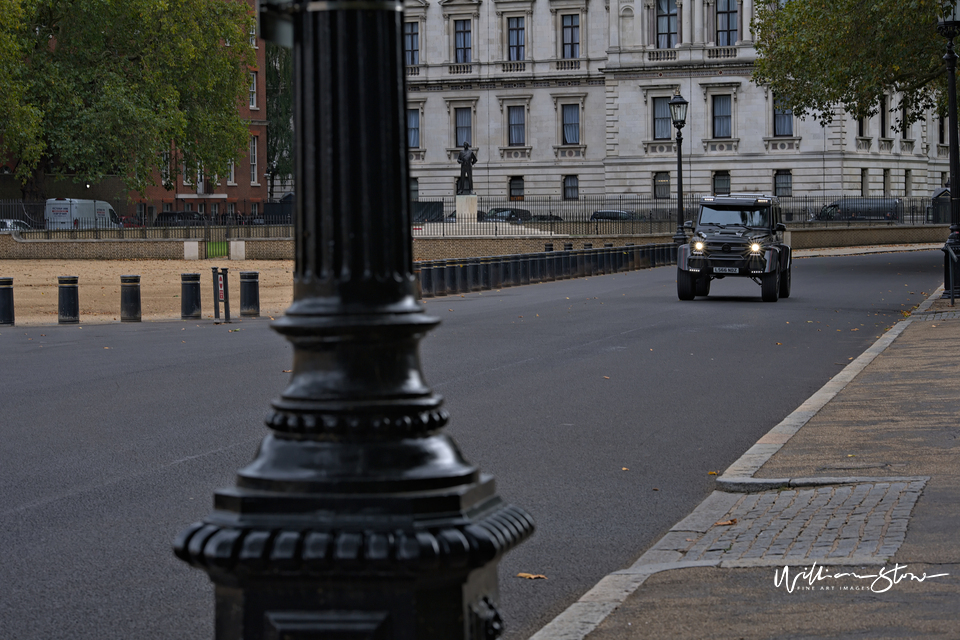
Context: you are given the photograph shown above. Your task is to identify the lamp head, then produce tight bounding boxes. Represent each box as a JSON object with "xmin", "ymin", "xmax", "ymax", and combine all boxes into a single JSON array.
[{"xmin": 669, "ymin": 90, "xmax": 688, "ymax": 128}]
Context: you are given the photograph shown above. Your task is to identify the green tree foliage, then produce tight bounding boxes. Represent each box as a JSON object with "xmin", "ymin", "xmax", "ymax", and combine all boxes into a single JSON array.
[
  {"xmin": 753, "ymin": 0, "xmax": 947, "ymax": 130},
  {"xmin": 265, "ymin": 41, "xmax": 292, "ymax": 199},
  {"xmin": 1, "ymin": 0, "xmax": 255, "ymax": 199}
]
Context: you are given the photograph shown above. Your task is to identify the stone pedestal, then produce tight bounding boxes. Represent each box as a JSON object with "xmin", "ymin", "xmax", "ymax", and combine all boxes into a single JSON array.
[{"xmin": 456, "ymin": 194, "xmax": 478, "ymax": 225}]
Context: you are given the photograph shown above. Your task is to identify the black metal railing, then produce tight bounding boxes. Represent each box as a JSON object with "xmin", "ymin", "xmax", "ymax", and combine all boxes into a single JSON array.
[{"xmin": 415, "ymin": 242, "xmax": 678, "ymax": 297}]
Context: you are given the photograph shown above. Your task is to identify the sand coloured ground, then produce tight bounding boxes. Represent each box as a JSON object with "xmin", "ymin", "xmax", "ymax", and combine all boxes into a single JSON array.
[{"xmin": 0, "ymin": 260, "xmax": 296, "ymax": 326}]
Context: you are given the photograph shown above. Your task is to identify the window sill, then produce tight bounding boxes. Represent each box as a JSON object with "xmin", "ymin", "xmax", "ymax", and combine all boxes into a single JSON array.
[
  {"xmin": 702, "ymin": 138, "xmax": 739, "ymax": 152},
  {"xmin": 409, "ymin": 149, "xmax": 426, "ymax": 161},
  {"xmin": 499, "ymin": 146, "xmax": 531, "ymax": 159},
  {"xmin": 553, "ymin": 144, "xmax": 585, "ymax": 158},
  {"xmin": 763, "ymin": 136, "xmax": 801, "ymax": 151},
  {"xmin": 641, "ymin": 139, "xmax": 676, "ymax": 154},
  {"xmin": 446, "ymin": 146, "xmax": 481, "ymax": 161}
]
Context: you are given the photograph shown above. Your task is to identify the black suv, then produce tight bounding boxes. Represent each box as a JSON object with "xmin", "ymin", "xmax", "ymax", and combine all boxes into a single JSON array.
[
  {"xmin": 153, "ymin": 211, "xmax": 206, "ymax": 227},
  {"xmin": 677, "ymin": 193, "xmax": 792, "ymax": 302}
]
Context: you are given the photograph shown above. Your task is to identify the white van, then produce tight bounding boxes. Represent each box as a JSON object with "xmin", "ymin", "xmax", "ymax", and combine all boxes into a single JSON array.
[{"xmin": 45, "ymin": 198, "xmax": 122, "ymax": 230}]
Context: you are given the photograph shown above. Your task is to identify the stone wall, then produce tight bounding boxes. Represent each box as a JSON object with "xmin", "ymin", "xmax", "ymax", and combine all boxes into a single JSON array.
[
  {"xmin": 0, "ymin": 232, "xmax": 186, "ymax": 259},
  {"xmin": 786, "ymin": 225, "xmax": 949, "ymax": 250}
]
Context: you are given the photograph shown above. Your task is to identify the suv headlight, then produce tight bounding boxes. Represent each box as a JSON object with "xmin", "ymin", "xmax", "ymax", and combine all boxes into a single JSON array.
[
  {"xmin": 750, "ymin": 242, "xmax": 762, "ymax": 254},
  {"xmin": 693, "ymin": 241, "xmax": 705, "ymax": 253}
]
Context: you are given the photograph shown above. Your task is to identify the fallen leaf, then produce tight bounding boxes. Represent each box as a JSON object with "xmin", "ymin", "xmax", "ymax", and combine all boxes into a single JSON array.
[
  {"xmin": 653, "ymin": 488, "xmax": 660, "ymax": 491},
  {"xmin": 847, "ymin": 454, "xmax": 856, "ymax": 458},
  {"xmin": 776, "ymin": 342, "xmax": 782, "ymax": 345},
  {"xmin": 714, "ymin": 518, "xmax": 738, "ymax": 527},
  {"xmin": 603, "ymin": 376, "xmax": 610, "ymax": 379},
  {"xmin": 283, "ymin": 370, "xmax": 292, "ymax": 373},
  {"xmin": 104, "ymin": 347, "xmax": 110, "ymax": 349},
  {"xmin": 622, "ymin": 467, "xmax": 629, "ymax": 471},
  {"xmin": 516, "ymin": 573, "xmax": 547, "ymax": 580},
  {"xmin": 686, "ymin": 538, "xmax": 694, "ymax": 542},
  {"xmin": 708, "ymin": 471, "xmax": 718, "ymax": 476}
]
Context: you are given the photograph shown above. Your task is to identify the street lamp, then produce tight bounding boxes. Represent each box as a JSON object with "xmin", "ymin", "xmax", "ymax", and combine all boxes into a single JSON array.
[
  {"xmin": 669, "ymin": 90, "xmax": 689, "ymax": 245},
  {"xmin": 174, "ymin": 1, "xmax": 534, "ymax": 637},
  {"xmin": 938, "ymin": 1, "xmax": 960, "ymax": 295}
]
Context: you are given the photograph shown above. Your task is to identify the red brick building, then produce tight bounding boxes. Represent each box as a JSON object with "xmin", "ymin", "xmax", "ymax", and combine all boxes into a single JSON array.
[{"xmin": 129, "ymin": 0, "xmax": 269, "ymax": 224}]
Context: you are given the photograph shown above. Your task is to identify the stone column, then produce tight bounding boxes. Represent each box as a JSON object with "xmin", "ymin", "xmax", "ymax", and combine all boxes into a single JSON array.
[
  {"xmin": 740, "ymin": 0, "xmax": 753, "ymax": 43},
  {"xmin": 680, "ymin": 0, "xmax": 692, "ymax": 46},
  {"xmin": 694, "ymin": 0, "xmax": 704, "ymax": 44}
]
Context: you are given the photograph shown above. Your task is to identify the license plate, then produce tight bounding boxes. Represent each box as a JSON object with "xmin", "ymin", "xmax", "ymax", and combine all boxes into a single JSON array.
[{"xmin": 714, "ymin": 266, "xmax": 739, "ymax": 274}]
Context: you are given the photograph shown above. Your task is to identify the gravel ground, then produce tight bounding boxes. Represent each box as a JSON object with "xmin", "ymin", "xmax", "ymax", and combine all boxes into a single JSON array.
[{"xmin": 0, "ymin": 259, "xmax": 295, "ymax": 325}]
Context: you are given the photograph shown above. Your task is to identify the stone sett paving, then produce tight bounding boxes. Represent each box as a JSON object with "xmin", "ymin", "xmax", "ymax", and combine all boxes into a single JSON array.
[{"xmin": 657, "ymin": 480, "xmax": 927, "ymax": 564}]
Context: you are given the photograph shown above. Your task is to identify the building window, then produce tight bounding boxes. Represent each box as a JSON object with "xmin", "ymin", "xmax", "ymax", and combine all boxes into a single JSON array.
[
  {"xmin": 774, "ymin": 102, "xmax": 793, "ymax": 137},
  {"xmin": 716, "ymin": 0, "xmax": 737, "ymax": 45},
  {"xmin": 861, "ymin": 168, "xmax": 869, "ymax": 196},
  {"xmin": 408, "ymin": 109, "xmax": 420, "ymax": 148},
  {"xmin": 410, "ymin": 177, "xmax": 419, "ymax": 201},
  {"xmin": 774, "ymin": 170, "xmax": 792, "ymax": 197},
  {"xmin": 858, "ymin": 117, "xmax": 867, "ymax": 138},
  {"xmin": 879, "ymin": 95, "xmax": 888, "ymax": 138},
  {"xmin": 508, "ymin": 106, "xmax": 525, "ymax": 146},
  {"xmin": 160, "ymin": 151, "xmax": 171, "ymax": 184},
  {"xmin": 455, "ymin": 107, "xmax": 472, "ymax": 146},
  {"xmin": 227, "ymin": 202, "xmax": 235, "ymax": 216},
  {"xmin": 250, "ymin": 21, "xmax": 258, "ymax": 46},
  {"xmin": 228, "ymin": 160, "xmax": 236, "ymax": 184},
  {"xmin": 940, "ymin": 117, "xmax": 946, "ymax": 145},
  {"xmin": 713, "ymin": 171, "xmax": 731, "ymax": 195},
  {"xmin": 198, "ymin": 202, "xmax": 206, "ymax": 215},
  {"xmin": 562, "ymin": 15, "xmax": 580, "ymax": 58},
  {"xmin": 455, "ymin": 20, "xmax": 472, "ymax": 63},
  {"xmin": 563, "ymin": 175, "xmax": 579, "ymax": 199},
  {"xmin": 250, "ymin": 137, "xmax": 259, "ymax": 184},
  {"xmin": 163, "ymin": 202, "xmax": 173, "ymax": 212},
  {"xmin": 901, "ymin": 105, "xmax": 909, "ymax": 139},
  {"xmin": 653, "ymin": 97, "xmax": 672, "ymax": 140},
  {"xmin": 211, "ymin": 203, "xmax": 219, "ymax": 217},
  {"xmin": 251, "ymin": 202, "xmax": 259, "ymax": 217},
  {"xmin": 562, "ymin": 104, "xmax": 580, "ymax": 144},
  {"xmin": 249, "ymin": 72, "xmax": 257, "ymax": 108},
  {"xmin": 404, "ymin": 22, "xmax": 419, "ymax": 66},
  {"xmin": 510, "ymin": 176, "xmax": 524, "ymax": 201},
  {"xmin": 654, "ymin": 171, "xmax": 670, "ymax": 198},
  {"xmin": 657, "ymin": 0, "xmax": 678, "ymax": 49},
  {"xmin": 508, "ymin": 17, "xmax": 525, "ymax": 61},
  {"xmin": 712, "ymin": 95, "xmax": 732, "ymax": 138},
  {"xmin": 185, "ymin": 202, "xmax": 193, "ymax": 211}
]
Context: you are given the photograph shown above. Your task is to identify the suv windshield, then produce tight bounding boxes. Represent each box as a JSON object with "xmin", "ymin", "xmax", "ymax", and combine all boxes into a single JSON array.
[{"xmin": 699, "ymin": 205, "xmax": 770, "ymax": 228}]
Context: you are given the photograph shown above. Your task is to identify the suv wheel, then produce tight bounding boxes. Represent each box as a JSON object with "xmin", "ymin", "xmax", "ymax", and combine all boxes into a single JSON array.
[
  {"xmin": 677, "ymin": 268, "xmax": 696, "ymax": 300},
  {"xmin": 779, "ymin": 265, "xmax": 792, "ymax": 299},
  {"xmin": 761, "ymin": 268, "xmax": 780, "ymax": 302},
  {"xmin": 695, "ymin": 276, "xmax": 711, "ymax": 297}
]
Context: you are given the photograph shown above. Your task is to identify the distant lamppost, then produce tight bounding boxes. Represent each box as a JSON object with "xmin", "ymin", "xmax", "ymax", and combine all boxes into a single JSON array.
[
  {"xmin": 939, "ymin": 1, "xmax": 960, "ymax": 295},
  {"xmin": 670, "ymin": 90, "xmax": 689, "ymax": 245}
]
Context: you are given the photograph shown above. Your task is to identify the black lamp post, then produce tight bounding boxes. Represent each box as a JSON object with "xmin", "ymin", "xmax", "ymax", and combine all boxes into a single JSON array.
[
  {"xmin": 173, "ymin": 1, "xmax": 534, "ymax": 638},
  {"xmin": 939, "ymin": 1, "xmax": 960, "ymax": 296},
  {"xmin": 669, "ymin": 90, "xmax": 689, "ymax": 245}
]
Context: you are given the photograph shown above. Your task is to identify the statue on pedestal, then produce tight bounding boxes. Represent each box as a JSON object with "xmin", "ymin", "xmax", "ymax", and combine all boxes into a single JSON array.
[{"xmin": 456, "ymin": 143, "xmax": 478, "ymax": 195}]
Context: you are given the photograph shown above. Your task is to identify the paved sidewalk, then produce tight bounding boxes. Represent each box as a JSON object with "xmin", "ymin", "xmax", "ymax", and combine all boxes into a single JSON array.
[{"xmin": 532, "ymin": 289, "xmax": 960, "ymax": 639}]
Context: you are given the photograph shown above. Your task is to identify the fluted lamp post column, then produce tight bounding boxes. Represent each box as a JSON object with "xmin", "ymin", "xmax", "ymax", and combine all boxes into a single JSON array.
[
  {"xmin": 173, "ymin": 0, "xmax": 534, "ymax": 637},
  {"xmin": 939, "ymin": 1, "xmax": 960, "ymax": 297},
  {"xmin": 670, "ymin": 90, "xmax": 689, "ymax": 246}
]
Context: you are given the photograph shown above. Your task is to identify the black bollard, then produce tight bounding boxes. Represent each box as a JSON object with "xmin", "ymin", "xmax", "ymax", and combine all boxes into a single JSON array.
[
  {"xmin": 479, "ymin": 257, "xmax": 492, "ymax": 290},
  {"xmin": 175, "ymin": 0, "xmax": 534, "ymax": 632},
  {"xmin": 58, "ymin": 276, "xmax": 79, "ymax": 324},
  {"xmin": 519, "ymin": 254, "xmax": 531, "ymax": 285},
  {"xmin": 434, "ymin": 260, "xmax": 448, "ymax": 296},
  {"xmin": 420, "ymin": 262, "xmax": 435, "ymax": 298},
  {"xmin": 0, "ymin": 277, "xmax": 13, "ymax": 326},
  {"xmin": 467, "ymin": 257, "xmax": 481, "ymax": 292},
  {"xmin": 240, "ymin": 271, "xmax": 260, "ymax": 317},
  {"xmin": 492, "ymin": 256, "xmax": 503, "ymax": 288},
  {"xmin": 180, "ymin": 273, "xmax": 201, "ymax": 320},
  {"xmin": 120, "ymin": 275, "xmax": 141, "ymax": 323}
]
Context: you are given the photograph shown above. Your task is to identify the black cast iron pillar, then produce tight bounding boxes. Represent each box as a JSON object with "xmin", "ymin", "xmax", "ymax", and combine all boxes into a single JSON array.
[
  {"xmin": 173, "ymin": 1, "xmax": 534, "ymax": 638},
  {"xmin": 940, "ymin": 14, "xmax": 960, "ymax": 295},
  {"xmin": 669, "ymin": 91, "xmax": 689, "ymax": 246}
]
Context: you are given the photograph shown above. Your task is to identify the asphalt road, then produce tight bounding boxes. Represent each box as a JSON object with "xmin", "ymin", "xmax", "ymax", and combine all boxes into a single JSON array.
[{"xmin": 0, "ymin": 250, "xmax": 944, "ymax": 639}]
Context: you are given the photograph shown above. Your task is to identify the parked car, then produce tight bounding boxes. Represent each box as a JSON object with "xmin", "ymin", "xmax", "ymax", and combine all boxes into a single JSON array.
[
  {"xmin": 120, "ymin": 215, "xmax": 144, "ymax": 228},
  {"xmin": 481, "ymin": 207, "xmax": 532, "ymax": 222},
  {"xmin": 590, "ymin": 209, "xmax": 640, "ymax": 221},
  {"xmin": 532, "ymin": 214, "xmax": 563, "ymax": 222},
  {"xmin": 813, "ymin": 197, "xmax": 902, "ymax": 222},
  {"xmin": 153, "ymin": 211, "xmax": 206, "ymax": 227},
  {"xmin": 0, "ymin": 219, "xmax": 31, "ymax": 232}
]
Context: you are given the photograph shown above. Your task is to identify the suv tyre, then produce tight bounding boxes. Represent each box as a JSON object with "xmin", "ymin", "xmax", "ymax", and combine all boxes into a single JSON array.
[
  {"xmin": 695, "ymin": 276, "xmax": 711, "ymax": 297},
  {"xmin": 761, "ymin": 267, "xmax": 780, "ymax": 302},
  {"xmin": 779, "ymin": 265, "xmax": 792, "ymax": 299},
  {"xmin": 677, "ymin": 268, "xmax": 696, "ymax": 300}
]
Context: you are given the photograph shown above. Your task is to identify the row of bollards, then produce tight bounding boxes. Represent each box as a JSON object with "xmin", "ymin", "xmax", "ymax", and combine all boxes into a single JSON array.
[
  {"xmin": 418, "ymin": 242, "xmax": 678, "ymax": 298},
  {"xmin": 0, "ymin": 270, "xmax": 262, "ymax": 327}
]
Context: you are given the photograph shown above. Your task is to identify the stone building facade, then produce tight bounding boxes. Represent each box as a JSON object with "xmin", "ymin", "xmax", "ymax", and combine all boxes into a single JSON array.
[{"xmin": 404, "ymin": 0, "xmax": 948, "ymax": 200}]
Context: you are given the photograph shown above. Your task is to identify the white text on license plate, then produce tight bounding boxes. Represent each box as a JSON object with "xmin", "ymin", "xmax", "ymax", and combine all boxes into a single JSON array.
[{"xmin": 714, "ymin": 266, "xmax": 739, "ymax": 274}]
